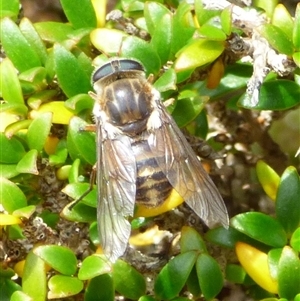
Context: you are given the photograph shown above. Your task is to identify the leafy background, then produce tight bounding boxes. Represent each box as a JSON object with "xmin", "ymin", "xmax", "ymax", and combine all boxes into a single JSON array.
[{"xmin": 0, "ymin": 0, "xmax": 299, "ymax": 300}]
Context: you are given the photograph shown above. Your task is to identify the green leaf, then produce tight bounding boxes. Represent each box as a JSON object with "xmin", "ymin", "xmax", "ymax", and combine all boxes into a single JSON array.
[
  {"xmin": 19, "ymin": 18, "xmax": 48, "ymax": 65},
  {"xmin": 64, "ymin": 94, "xmax": 94, "ymax": 114},
  {"xmin": 27, "ymin": 90, "xmax": 58, "ymax": 110},
  {"xmin": 150, "ymin": 13, "xmax": 173, "ymax": 64},
  {"xmin": 27, "ymin": 112, "xmax": 52, "ymax": 151},
  {"xmin": 196, "ymin": 253, "xmax": 223, "ymax": 300},
  {"xmin": 290, "ymin": 227, "xmax": 300, "ymax": 252},
  {"xmin": 60, "ymin": 0, "xmax": 97, "ymax": 29},
  {"xmin": 144, "ymin": 2, "xmax": 170, "ymax": 35},
  {"xmin": 172, "ymin": 95, "xmax": 206, "ymax": 128},
  {"xmin": 13, "ymin": 205, "xmax": 35, "ymax": 220},
  {"xmin": 0, "ymin": 58, "xmax": 24, "ymax": 107},
  {"xmin": 268, "ymin": 248, "xmax": 282, "ymax": 282},
  {"xmin": 0, "ymin": 18, "xmax": 41, "ymax": 72},
  {"xmin": 0, "ymin": 164, "xmax": 19, "ymax": 179},
  {"xmin": 16, "ymin": 149, "xmax": 39, "ymax": 175},
  {"xmin": 0, "ymin": 0, "xmax": 20, "ymax": 20},
  {"xmin": 205, "ymin": 226, "xmax": 258, "ymax": 249},
  {"xmin": 194, "ymin": 0, "xmax": 219, "ymax": 25},
  {"xmin": 34, "ymin": 22, "xmax": 74, "ymax": 43},
  {"xmin": 89, "ymin": 221, "xmax": 100, "ymax": 245},
  {"xmin": 138, "ymin": 296, "xmax": 156, "ymax": 301},
  {"xmin": 61, "ymin": 201, "xmax": 97, "ymax": 223},
  {"xmin": 186, "ymin": 266, "xmax": 201, "ymax": 297},
  {"xmin": 34, "ymin": 245, "xmax": 77, "ymax": 276},
  {"xmin": 19, "ymin": 67, "xmax": 47, "ymax": 95},
  {"xmin": 154, "ymin": 251, "xmax": 197, "ymax": 300},
  {"xmin": 62, "ymin": 183, "xmax": 97, "ymax": 208},
  {"xmin": 113, "ymin": 260, "xmax": 146, "ymax": 300},
  {"xmin": 67, "ymin": 158, "xmax": 81, "ymax": 183},
  {"xmin": 174, "ymin": 39, "xmax": 224, "ymax": 72},
  {"xmin": 276, "ymin": 167, "xmax": 300, "ymax": 234},
  {"xmin": 121, "ymin": 0, "xmax": 144, "ymax": 11},
  {"xmin": 258, "ymin": 24, "xmax": 294, "ymax": 56},
  {"xmin": 4, "ymin": 120, "xmax": 31, "ymax": 141},
  {"xmin": 254, "ymin": 0, "xmax": 277, "ymax": 18},
  {"xmin": 239, "ymin": 80, "xmax": 300, "ymax": 110},
  {"xmin": 153, "ymin": 68, "xmax": 177, "ymax": 92},
  {"xmin": 48, "ymin": 275, "xmax": 83, "ymax": 299},
  {"xmin": 231, "ymin": 212, "xmax": 287, "ymax": 247},
  {"xmin": 220, "ymin": 5, "xmax": 232, "ymax": 36},
  {"xmin": 198, "ymin": 24, "xmax": 227, "ymax": 41},
  {"xmin": 272, "ymin": 4, "xmax": 293, "ymax": 40},
  {"xmin": 53, "ymin": 44, "xmax": 92, "ymax": 98},
  {"xmin": 293, "ymin": 52, "xmax": 300, "ymax": 68},
  {"xmin": 0, "ymin": 133, "xmax": 26, "ymax": 164},
  {"xmin": 256, "ymin": 160, "xmax": 280, "ymax": 201},
  {"xmin": 278, "ymin": 246, "xmax": 300, "ymax": 300},
  {"xmin": 85, "ymin": 274, "xmax": 114, "ymax": 301},
  {"xmin": 11, "ymin": 291, "xmax": 32, "ymax": 301},
  {"xmin": 121, "ymin": 36, "xmax": 161, "ymax": 76},
  {"xmin": 67, "ymin": 117, "xmax": 96, "ymax": 165},
  {"xmin": 293, "ymin": 3, "xmax": 300, "ymax": 50},
  {"xmin": 38, "ymin": 210, "xmax": 59, "ymax": 228},
  {"xmin": 78, "ymin": 255, "xmax": 111, "ymax": 280},
  {"xmin": 171, "ymin": 2, "xmax": 195, "ymax": 57},
  {"xmin": 0, "ymin": 177, "xmax": 27, "ymax": 213},
  {"xmin": 22, "ymin": 251, "xmax": 47, "ymax": 301},
  {"xmin": 225, "ymin": 264, "xmax": 246, "ymax": 284},
  {"xmin": 180, "ymin": 226, "xmax": 207, "ymax": 254},
  {"xmin": 49, "ymin": 146, "xmax": 68, "ymax": 166},
  {"xmin": 90, "ymin": 28, "xmax": 128, "ymax": 56}
]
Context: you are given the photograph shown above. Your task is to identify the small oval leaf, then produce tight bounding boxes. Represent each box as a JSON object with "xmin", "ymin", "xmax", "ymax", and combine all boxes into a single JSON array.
[
  {"xmin": 180, "ymin": 226, "xmax": 207, "ymax": 254},
  {"xmin": 16, "ymin": 149, "xmax": 39, "ymax": 175},
  {"xmin": 78, "ymin": 255, "xmax": 111, "ymax": 280},
  {"xmin": 231, "ymin": 212, "xmax": 287, "ymax": 247},
  {"xmin": 196, "ymin": 253, "xmax": 223, "ymax": 300},
  {"xmin": 0, "ymin": 177, "xmax": 27, "ymax": 213},
  {"xmin": 276, "ymin": 166, "xmax": 300, "ymax": 234},
  {"xmin": 22, "ymin": 252, "xmax": 47, "ymax": 301},
  {"xmin": 85, "ymin": 274, "xmax": 114, "ymax": 301},
  {"xmin": 278, "ymin": 246, "xmax": 300, "ymax": 300},
  {"xmin": 0, "ymin": 58, "xmax": 24, "ymax": 105},
  {"xmin": 0, "ymin": 18, "xmax": 41, "ymax": 72},
  {"xmin": 27, "ymin": 112, "xmax": 52, "ymax": 151},
  {"xmin": 48, "ymin": 275, "xmax": 83, "ymax": 299},
  {"xmin": 154, "ymin": 251, "xmax": 197, "ymax": 300},
  {"xmin": 53, "ymin": 44, "xmax": 92, "ymax": 98},
  {"xmin": 256, "ymin": 160, "xmax": 280, "ymax": 201},
  {"xmin": 60, "ymin": 0, "xmax": 97, "ymax": 29},
  {"xmin": 0, "ymin": 133, "xmax": 26, "ymax": 164},
  {"xmin": 34, "ymin": 245, "xmax": 77, "ymax": 276},
  {"xmin": 67, "ymin": 117, "xmax": 96, "ymax": 165},
  {"xmin": 113, "ymin": 260, "xmax": 146, "ymax": 300}
]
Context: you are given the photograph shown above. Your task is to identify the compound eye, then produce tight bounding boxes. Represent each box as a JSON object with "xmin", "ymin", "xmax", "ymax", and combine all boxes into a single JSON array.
[
  {"xmin": 92, "ymin": 59, "xmax": 145, "ymax": 83},
  {"xmin": 92, "ymin": 63, "xmax": 114, "ymax": 83},
  {"xmin": 118, "ymin": 59, "xmax": 144, "ymax": 72}
]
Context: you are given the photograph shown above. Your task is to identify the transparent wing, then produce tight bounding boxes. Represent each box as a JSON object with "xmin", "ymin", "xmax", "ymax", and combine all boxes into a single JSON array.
[
  {"xmin": 148, "ymin": 106, "xmax": 229, "ymax": 228},
  {"xmin": 97, "ymin": 126, "xmax": 136, "ymax": 262}
]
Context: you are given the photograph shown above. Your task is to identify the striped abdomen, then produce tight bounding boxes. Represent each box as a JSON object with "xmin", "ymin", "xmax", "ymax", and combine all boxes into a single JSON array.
[{"xmin": 132, "ymin": 139, "xmax": 172, "ymax": 207}]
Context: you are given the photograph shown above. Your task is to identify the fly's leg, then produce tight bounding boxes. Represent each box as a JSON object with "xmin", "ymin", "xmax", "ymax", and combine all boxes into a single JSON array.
[{"xmin": 68, "ymin": 165, "xmax": 97, "ymax": 211}]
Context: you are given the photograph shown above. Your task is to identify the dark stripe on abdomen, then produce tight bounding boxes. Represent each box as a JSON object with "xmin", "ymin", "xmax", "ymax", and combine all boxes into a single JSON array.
[{"xmin": 132, "ymin": 139, "xmax": 172, "ymax": 207}]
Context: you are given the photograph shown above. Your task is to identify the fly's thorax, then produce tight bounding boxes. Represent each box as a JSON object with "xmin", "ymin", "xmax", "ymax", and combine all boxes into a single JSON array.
[{"xmin": 99, "ymin": 78, "xmax": 154, "ymax": 135}]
